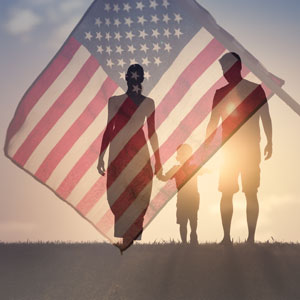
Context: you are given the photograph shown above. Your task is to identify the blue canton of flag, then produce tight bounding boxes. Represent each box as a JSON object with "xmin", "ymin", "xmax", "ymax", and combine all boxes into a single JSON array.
[{"xmin": 72, "ymin": 0, "xmax": 202, "ymax": 94}]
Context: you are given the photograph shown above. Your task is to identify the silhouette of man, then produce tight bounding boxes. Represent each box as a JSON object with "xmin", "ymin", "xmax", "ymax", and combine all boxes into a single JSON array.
[{"xmin": 206, "ymin": 52, "xmax": 273, "ymax": 244}]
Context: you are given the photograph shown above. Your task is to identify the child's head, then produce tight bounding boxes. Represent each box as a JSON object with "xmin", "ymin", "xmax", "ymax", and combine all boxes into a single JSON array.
[{"xmin": 176, "ymin": 144, "xmax": 193, "ymax": 164}]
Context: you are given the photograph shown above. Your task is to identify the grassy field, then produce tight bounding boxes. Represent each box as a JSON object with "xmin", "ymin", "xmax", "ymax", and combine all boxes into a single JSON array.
[{"xmin": 1, "ymin": 242, "xmax": 300, "ymax": 300}]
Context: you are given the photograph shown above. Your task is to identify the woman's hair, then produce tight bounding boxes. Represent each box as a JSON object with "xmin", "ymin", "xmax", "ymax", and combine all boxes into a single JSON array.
[{"xmin": 126, "ymin": 64, "xmax": 144, "ymax": 84}]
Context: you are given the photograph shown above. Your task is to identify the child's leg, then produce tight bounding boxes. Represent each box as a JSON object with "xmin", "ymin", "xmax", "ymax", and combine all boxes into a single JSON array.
[{"xmin": 179, "ymin": 224, "xmax": 187, "ymax": 244}]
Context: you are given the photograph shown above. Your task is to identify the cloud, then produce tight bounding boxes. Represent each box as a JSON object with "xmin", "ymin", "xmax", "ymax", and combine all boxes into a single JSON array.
[
  {"xmin": 47, "ymin": 15, "xmax": 81, "ymax": 50},
  {"xmin": 4, "ymin": 8, "xmax": 42, "ymax": 35}
]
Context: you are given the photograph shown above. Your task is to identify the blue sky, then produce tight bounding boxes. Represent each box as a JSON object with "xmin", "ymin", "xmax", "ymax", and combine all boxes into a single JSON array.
[{"xmin": 0, "ymin": 0, "xmax": 299, "ymax": 243}]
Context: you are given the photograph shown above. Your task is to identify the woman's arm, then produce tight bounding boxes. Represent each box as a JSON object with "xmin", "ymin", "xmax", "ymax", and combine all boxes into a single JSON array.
[
  {"xmin": 147, "ymin": 100, "xmax": 162, "ymax": 175},
  {"xmin": 97, "ymin": 99, "xmax": 114, "ymax": 175}
]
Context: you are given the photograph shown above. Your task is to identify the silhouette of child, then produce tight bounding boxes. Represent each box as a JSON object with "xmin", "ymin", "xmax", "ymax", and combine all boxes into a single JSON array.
[{"xmin": 159, "ymin": 144, "xmax": 206, "ymax": 245}]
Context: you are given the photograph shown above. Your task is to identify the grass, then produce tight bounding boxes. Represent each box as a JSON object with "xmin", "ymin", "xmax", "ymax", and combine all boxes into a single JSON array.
[{"xmin": 1, "ymin": 242, "xmax": 300, "ymax": 300}]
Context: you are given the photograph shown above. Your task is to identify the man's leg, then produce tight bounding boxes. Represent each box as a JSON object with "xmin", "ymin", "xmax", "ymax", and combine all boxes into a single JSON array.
[
  {"xmin": 179, "ymin": 224, "xmax": 187, "ymax": 244},
  {"xmin": 190, "ymin": 216, "xmax": 198, "ymax": 245},
  {"xmin": 245, "ymin": 192, "xmax": 259, "ymax": 244},
  {"xmin": 220, "ymin": 192, "xmax": 234, "ymax": 243}
]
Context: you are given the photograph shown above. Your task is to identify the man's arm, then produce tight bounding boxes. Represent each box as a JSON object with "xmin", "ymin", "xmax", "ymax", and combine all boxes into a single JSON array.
[{"xmin": 260, "ymin": 100, "xmax": 273, "ymax": 160}]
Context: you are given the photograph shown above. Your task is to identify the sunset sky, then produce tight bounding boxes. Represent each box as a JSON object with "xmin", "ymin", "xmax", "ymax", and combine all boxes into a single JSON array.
[{"xmin": 0, "ymin": 0, "xmax": 299, "ymax": 244}]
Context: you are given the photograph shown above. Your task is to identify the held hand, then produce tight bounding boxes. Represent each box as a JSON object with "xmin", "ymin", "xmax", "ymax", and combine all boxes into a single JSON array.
[
  {"xmin": 97, "ymin": 158, "xmax": 106, "ymax": 176},
  {"xmin": 264, "ymin": 143, "xmax": 272, "ymax": 160}
]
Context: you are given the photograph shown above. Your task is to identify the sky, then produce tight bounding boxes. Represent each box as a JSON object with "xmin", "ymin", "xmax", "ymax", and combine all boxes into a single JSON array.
[{"xmin": 0, "ymin": 0, "xmax": 300, "ymax": 244}]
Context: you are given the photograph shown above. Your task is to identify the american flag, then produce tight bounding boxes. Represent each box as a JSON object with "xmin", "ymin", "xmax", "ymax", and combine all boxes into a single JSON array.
[{"xmin": 5, "ymin": 0, "xmax": 283, "ymax": 250}]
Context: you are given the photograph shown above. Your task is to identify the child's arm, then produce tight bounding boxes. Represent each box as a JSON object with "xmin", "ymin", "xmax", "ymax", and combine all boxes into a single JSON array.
[{"xmin": 157, "ymin": 166, "xmax": 179, "ymax": 182}]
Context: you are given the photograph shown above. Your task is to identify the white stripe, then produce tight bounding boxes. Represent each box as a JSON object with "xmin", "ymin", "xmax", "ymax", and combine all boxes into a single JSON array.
[
  {"xmin": 8, "ymin": 46, "xmax": 91, "ymax": 158},
  {"xmin": 24, "ymin": 67, "xmax": 108, "ymax": 173}
]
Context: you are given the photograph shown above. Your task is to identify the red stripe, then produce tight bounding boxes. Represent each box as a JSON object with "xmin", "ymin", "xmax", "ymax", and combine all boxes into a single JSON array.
[
  {"xmin": 35, "ymin": 77, "xmax": 118, "ymax": 182},
  {"xmin": 74, "ymin": 39, "xmax": 225, "ymax": 215},
  {"xmin": 5, "ymin": 37, "xmax": 81, "ymax": 152},
  {"xmin": 56, "ymin": 97, "xmax": 139, "ymax": 199},
  {"xmin": 13, "ymin": 55, "xmax": 99, "ymax": 166}
]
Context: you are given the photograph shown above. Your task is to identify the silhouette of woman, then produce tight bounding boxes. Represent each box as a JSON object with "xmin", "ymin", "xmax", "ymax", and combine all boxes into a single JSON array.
[{"xmin": 97, "ymin": 64, "xmax": 161, "ymax": 248}]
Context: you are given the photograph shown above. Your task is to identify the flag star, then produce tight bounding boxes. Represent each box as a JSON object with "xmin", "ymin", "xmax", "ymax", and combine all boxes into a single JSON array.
[
  {"xmin": 136, "ymin": 2, "xmax": 145, "ymax": 10},
  {"xmin": 125, "ymin": 31, "xmax": 135, "ymax": 41},
  {"xmin": 113, "ymin": 4, "xmax": 120, "ymax": 13},
  {"xmin": 131, "ymin": 71, "xmax": 139, "ymax": 80},
  {"xmin": 119, "ymin": 71, "xmax": 126, "ymax": 80},
  {"xmin": 162, "ymin": 14, "xmax": 170, "ymax": 24},
  {"xmin": 96, "ymin": 32, "xmax": 102, "ymax": 41},
  {"xmin": 174, "ymin": 13, "xmax": 183, "ymax": 24},
  {"xmin": 140, "ymin": 44, "xmax": 149, "ymax": 53},
  {"xmin": 107, "ymin": 58, "xmax": 114, "ymax": 68},
  {"xmin": 174, "ymin": 28, "xmax": 183, "ymax": 38},
  {"xmin": 139, "ymin": 29, "xmax": 148, "ymax": 39},
  {"xmin": 144, "ymin": 71, "xmax": 151, "ymax": 80},
  {"xmin": 152, "ymin": 29, "xmax": 160, "ymax": 38},
  {"xmin": 137, "ymin": 16, "xmax": 147, "ymax": 26},
  {"xmin": 95, "ymin": 18, "xmax": 102, "ymax": 27},
  {"xmin": 162, "ymin": 0, "xmax": 170, "ymax": 9},
  {"xmin": 97, "ymin": 45, "xmax": 103, "ymax": 54},
  {"xmin": 105, "ymin": 32, "xmax": 112, "ymax": 41},
  {"xmin": 115, "ymin": 45, "xmax": 124, "ymax": 55},
  {"xmin": 106, "ymin": 46, "xmax": 112, "ymax": 55},
  {"xmin": 152, "ymin": 43, "xmax": 161, "ymax": 52},
  {"xmin": 123, "ymin": 3, "xmax": 131, "ymax": 12},
  {"xmin": 118, "ymin": 59, "xmax": 126, "ymax": 68},
  {"xmin": 142, "ymin": 57, "xmax": 150, "ymax": 66},
  {"xmin": 104, "ymin": 3, "xmax": 111, "ymax": 11},
  {"xmin": 124, "ymin": 17, "xmax": 133, "ymax": 27},
  {"xmin": 164, "ymin": 43, "xmax": 172, "ymax": 52},
  {"xmin": 163, "ymin": 28, "xmax": 171, "ymax": 38},
  {"xmin": 130, "ymin": 58, "xmax": 138, "ymax": 65},
  {"xmin": 84, "ymin": 32, "xmax": 92, "ymax": 40},
  {"xmin": 114, "ymin": 18, "xmax": 121, "ymax": 27},
  {"xmin": 105, "ymin": 18, "xmax": 111, "ymax": 26},
  {"xmin": 132, "ymin": 84, "xmax": 141, "ymax": 94},
  {"xmin": 149, "ymin": 0, "xmax": 158, "ymax": 9},
  {"xmin": 128, "ymin": 44, "xmax": 136, "ymax": 54},
  {"xmin": 151, "ymin": 15, "xmax": 159, "ymax": 24},
  {"xmin": 114, "ymin": 32, "xmax": 122, "ymax": 41},
  {"xmin": 154, "ymin": 57, "xmax": 162, "ymax": 66}
]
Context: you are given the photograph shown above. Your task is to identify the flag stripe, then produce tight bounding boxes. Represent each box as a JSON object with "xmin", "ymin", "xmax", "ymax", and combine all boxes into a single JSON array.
[
  {"xmin": 8, "ymin": 43, "xmax": 91, "ymax": 158},
  {"xmin": 25, "ymin": 66, "xmax": 109, "ymax": 173},
  {"xmin": 34, "ymin": 76, "xmax": 118, "ymax": 182},
  {"xmin": 5, "ymin": 37, "xmax": 81, "ymax": 148},
  {"xmin": 13, "ymin": 55, "xmax": 100, "ymax": 166}
]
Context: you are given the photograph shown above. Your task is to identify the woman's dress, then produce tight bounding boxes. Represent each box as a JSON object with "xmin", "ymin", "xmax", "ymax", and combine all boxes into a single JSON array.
[{"xmin": 106, "ymin": 94, "xmax": 153, "ymax": 240}]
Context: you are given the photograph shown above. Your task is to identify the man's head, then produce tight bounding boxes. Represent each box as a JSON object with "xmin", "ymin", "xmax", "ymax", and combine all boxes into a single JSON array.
[{"xmin": 219, "ymin": 52, "xmax": 242, "ymax": 83}]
